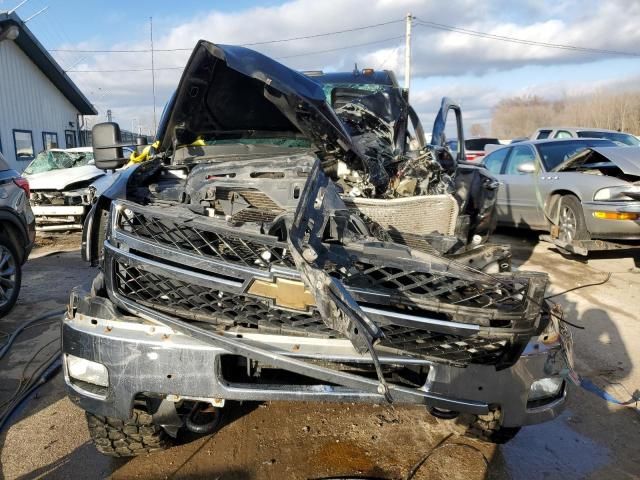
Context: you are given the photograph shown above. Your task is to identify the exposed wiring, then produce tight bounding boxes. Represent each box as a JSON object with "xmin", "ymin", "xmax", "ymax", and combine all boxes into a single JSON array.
[
  {"xmin": 405, "ymin": 433, "xmax": 490, "ymax": 480},
  {"xmin": 544, "ymin": 273, "xmax": 612, "ymax": 299},
  {"xmin": 546, "ymin": 300, "xmax": 584, "ymax": 329},
  {"xmin": 0, "ymin": 310, "xmax": 65, "ymax": 360}
]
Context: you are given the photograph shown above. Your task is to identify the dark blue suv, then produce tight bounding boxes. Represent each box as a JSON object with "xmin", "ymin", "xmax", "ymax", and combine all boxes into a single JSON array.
[{"xmin": 0, "ymin": 152, "xmax": 35, "ymax": 316}]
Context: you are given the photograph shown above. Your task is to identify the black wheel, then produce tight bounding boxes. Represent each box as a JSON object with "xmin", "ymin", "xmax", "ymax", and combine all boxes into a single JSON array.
[
  {"xmin": 557, "ymin": 195, "xmax": 589, "ymax": 244},
  {"xmin": 86, "ymin": 408, "xmax": 173, "ymax": 457},
  {"xmin": 457, "ymin": 410, "xmax": 521, "ymax": 444},
  {"xmin": 0, "ymin": 236, "xmax": 22, "ymax": 317}
]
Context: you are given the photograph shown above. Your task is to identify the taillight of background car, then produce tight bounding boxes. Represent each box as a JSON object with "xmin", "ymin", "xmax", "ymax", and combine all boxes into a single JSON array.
[
  {"xmin": 466, "ymin": 153, "xmax": 484, "ymax": 161},
  {"xmin": 13, "ymin": 177, "xmax": 30, "ymax": 197}
]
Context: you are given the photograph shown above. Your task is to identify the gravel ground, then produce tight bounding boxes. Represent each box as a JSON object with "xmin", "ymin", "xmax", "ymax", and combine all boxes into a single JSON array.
[{"xmin": 0, "ymin": 230, "xmax": 639, "ymax": 480}]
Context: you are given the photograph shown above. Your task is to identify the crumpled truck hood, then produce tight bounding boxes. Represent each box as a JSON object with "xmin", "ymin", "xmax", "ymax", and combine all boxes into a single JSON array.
[
  {"xmin": 25, "ymin": 165, "xmax": 105, "ymax": 191},
  {"xmin": 157, "ymin": 41, "xmax": 362, "ymax": 164},
  {"xmin": 554, "ymin": 146, "xmax": 640, "ymax": 176}
]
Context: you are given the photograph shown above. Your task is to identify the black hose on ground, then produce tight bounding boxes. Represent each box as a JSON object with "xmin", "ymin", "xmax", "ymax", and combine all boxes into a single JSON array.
[
  {"xmin": 0, "ymin": 310, "xmax": 65, "ymax": 360},
  {"xmin": 0, "ymin": 354, "xmax": 61, "ymax": 432}
]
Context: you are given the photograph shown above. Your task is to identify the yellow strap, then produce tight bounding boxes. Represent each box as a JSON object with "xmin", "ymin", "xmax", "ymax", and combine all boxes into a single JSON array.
[{"xmin": 128, "ymin": 141, "xmax": 160, "ymax": 164}]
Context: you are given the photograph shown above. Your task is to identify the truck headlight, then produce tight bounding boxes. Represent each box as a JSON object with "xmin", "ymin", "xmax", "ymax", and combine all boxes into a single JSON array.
[
  {"xmin": 528, "ymin": 377, "xmax": 563, "ymax": 401},
  {"xmin": 66, "ymin": 354, "xmax": 109, "ymax": 387},
  {"xmin": 594, "ymin": 186, "xmax": 640, "ymax": 201}
]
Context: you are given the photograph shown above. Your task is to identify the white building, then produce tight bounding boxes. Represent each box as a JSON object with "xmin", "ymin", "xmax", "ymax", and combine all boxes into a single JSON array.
[{"xmin": 0, "ymin": 12, "xmax": 96, "ymax": 170}]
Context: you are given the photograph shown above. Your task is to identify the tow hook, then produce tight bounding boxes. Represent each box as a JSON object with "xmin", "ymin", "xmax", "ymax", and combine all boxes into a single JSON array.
[
  {"xmin": 185, "ymin": 402, "xmax": 223, "ymax": 434},
  {"xmin": 427, "ymin": 406, "xmax": 460, "ymax": 420}
]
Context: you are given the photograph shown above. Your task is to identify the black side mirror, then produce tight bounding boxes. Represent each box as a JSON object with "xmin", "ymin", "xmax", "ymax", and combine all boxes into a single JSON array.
[{"xmin": 92, "ymin": 122, "xmax": 127, "ymax": 170}]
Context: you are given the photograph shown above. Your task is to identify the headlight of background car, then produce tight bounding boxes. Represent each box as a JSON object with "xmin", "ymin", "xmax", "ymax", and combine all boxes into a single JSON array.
[{"xmin": 594, "ymin": 185, "xmax": 640, "ymax": 201}]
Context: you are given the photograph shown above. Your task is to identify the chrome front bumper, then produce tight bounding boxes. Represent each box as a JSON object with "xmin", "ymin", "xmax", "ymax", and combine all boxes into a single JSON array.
[
  {"xmin": 31, "ymin": 204, "xmax": 88, "ymax": 231},
  {"xmin": 62, "ymin": 293, "xmax": 569, "ymax": 428},
  {"xmin": 583, "ymin": 201, "xmax": 640, "ymax": 238}
]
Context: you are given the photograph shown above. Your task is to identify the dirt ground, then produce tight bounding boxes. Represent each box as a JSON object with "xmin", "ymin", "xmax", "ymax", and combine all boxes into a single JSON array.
[{"xmin": 0, "ymin": 230, "xmax": 639, "ymax": 480}]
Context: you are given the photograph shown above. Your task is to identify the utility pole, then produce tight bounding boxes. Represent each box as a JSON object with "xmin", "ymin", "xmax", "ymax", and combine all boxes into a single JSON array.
[
  {"xmin": 404, "ymin": 12, "xmax": 413, "ymax": 93},
  {"xmin": 150, "ymin": 17, "xmax": 157, "ymax": 135}
]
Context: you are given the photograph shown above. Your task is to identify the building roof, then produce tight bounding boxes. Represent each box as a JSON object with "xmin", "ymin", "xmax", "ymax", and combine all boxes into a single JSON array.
[{"xmin": 0, "ymin": 11, "xmax": 96, "ymax": 115}]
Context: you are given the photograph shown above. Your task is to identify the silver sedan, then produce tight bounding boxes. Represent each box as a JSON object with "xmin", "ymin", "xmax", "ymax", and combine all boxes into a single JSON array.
[{"xmin": 483, "ymin": 138, "xmax": 640, "ymax": 246}]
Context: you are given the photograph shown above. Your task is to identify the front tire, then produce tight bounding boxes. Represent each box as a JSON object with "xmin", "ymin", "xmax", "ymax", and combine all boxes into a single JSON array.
[
  {"xmin": 86, "ymin": 408, "xmax": 173, "ymax": 457},
  {"xmin": 452, "ymin": 408, "xmax": 521, "ymax": 444},
  {"xmin": 557, "ymin": 195, "xmax": 589, "ymax": 244},
  {"xmin": 0, "ymin": 236, "xmax": 22, "ymax": 318}
]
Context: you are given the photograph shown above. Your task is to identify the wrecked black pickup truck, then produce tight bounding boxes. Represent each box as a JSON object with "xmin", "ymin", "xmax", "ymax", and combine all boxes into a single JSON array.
[{"xmin": 62, "ymin": 41, "xmax": 573, "ymax": 457}]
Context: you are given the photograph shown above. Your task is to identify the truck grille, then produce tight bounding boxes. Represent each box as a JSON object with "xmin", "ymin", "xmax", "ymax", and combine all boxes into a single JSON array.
[
  {"xmin": 118, "ymin": 208, "xmax": 295, "ymax": 270},
  {"xmin": 344, "ymin": 262, "xmax": 528, "ymax": 311},
  {"xmin": 117, "ymin": 207, "xmax": 530, "ymax": 316},
  {"xmin": 113, "ymin": 260, "xmax": 509, "ymax": 364}
]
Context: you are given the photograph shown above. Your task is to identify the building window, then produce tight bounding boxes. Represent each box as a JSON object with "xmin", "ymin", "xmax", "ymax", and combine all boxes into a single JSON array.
[
  {"xmin": 13, "ymin": 130, "xmax": 34, "ymax": 161},
  {"xmin": 65, "ymin": 130, "xmax": 77, "ymax": 148},
  {"xmin": 42, "ymin": 131, "xmax": 59, "ymax": 150}
]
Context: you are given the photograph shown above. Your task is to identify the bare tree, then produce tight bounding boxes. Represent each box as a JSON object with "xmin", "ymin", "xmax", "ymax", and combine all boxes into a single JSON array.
[
  {"xmin": 491, "ymin": 90, "xmax": 640, "ymax": 138},
  {"xmin": 469, "ymin": 123, "xmax": 487, "ymax": 137}
]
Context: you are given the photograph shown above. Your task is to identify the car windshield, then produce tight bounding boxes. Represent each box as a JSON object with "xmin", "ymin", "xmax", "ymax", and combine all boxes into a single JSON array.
[
  {"xmin": 24, "ymin": 150, "xmax": 93, "ymax": 175},
  {"xmin": 576, "ymin": 130, "xmax": 640, "ymax": 146},
  {"xmin": 318, "ymin": 82, "xmax": 387, "ymax": 105},
  {"xmin": 204, "ymin": 138, "xmax": 312, "ymax": 148},
  {"xmin": 536, "ymin": 139, "xmax": 618, "ymax": 170}
]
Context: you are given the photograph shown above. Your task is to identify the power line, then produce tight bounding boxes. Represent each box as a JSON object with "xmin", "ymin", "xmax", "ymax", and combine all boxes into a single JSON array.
[
  {"xmin": 66, "ymin": 66, "xmax": 183, "ymax": 73},
  {"xmin": 276, "ymin": 35, "xmax": 403, "ymax": 59},
  {"xmin": 66, "ymin": 35, "xmax": 404, "ymax": 73},
  {"xmin": 50, "ymin": 19, "xmax": 404, "ymax": 54},
  {"xmin": 415, "ymin": 19, "xmax": 640, "ymax": 58},
  {"xmin": 244, "ymin": 19, "xmax": 402, "ymax": 46}
]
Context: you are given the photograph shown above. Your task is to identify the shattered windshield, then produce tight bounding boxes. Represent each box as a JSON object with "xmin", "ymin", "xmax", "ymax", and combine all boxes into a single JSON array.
[
  {"xmin": 536, "ymin": 139, "xmax": 617, "ymax": 171},
  {"xmin": 24, "ymin": 150, "xmax": 94, "ymax": 175},
  {"xmin": 320, "ymin": 83, "xmax": 388, "ymax": 106}
]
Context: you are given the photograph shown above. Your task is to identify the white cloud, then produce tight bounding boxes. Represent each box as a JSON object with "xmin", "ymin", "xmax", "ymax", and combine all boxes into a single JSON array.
[{"xmin": 51, "ymin": 0, "xmax": 640, "ymax": 134}]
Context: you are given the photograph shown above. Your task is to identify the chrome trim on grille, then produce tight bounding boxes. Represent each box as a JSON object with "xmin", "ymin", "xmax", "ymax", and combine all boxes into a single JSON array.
[{"xmin": 361, "ymin": 305, "xmax": 479, "ymax": 336}]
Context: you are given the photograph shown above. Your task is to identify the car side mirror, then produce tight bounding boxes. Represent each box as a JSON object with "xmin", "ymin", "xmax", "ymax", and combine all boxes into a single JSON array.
[
  {"xmin": 92, "ymin": 122, "xmax": 127, "ymax": 170},
  {"xmin": 517, "ymin": 162, "xmax": 536, "ymax": 174}
]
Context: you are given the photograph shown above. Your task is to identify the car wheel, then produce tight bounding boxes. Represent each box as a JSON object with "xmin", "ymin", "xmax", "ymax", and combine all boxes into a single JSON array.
[
  {"xmin": 86, "ymin": 408, "xmax": 173, "ymax": 457},
  {"xmin": 557, "ymin": 195, "xmax": 589, "ymax": 244},
  {"xmin": 457, "ymin": 409, "xmax": 521, "ymax": 444},
  {"xmin": 0, "ymin": 236, "xmax": 22, "ymax": 318}
]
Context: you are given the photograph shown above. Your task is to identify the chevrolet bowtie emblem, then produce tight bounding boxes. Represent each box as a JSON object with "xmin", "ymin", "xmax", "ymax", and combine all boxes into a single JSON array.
[{"xmin": 247, "ymin": 277, "xmax": 316, "ymax": 312}]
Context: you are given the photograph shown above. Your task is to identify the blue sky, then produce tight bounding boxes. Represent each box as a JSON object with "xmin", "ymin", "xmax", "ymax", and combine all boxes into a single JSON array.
[{"xmin": 4, "ymin": 0, "xmax": 639, "ymax": 135}]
